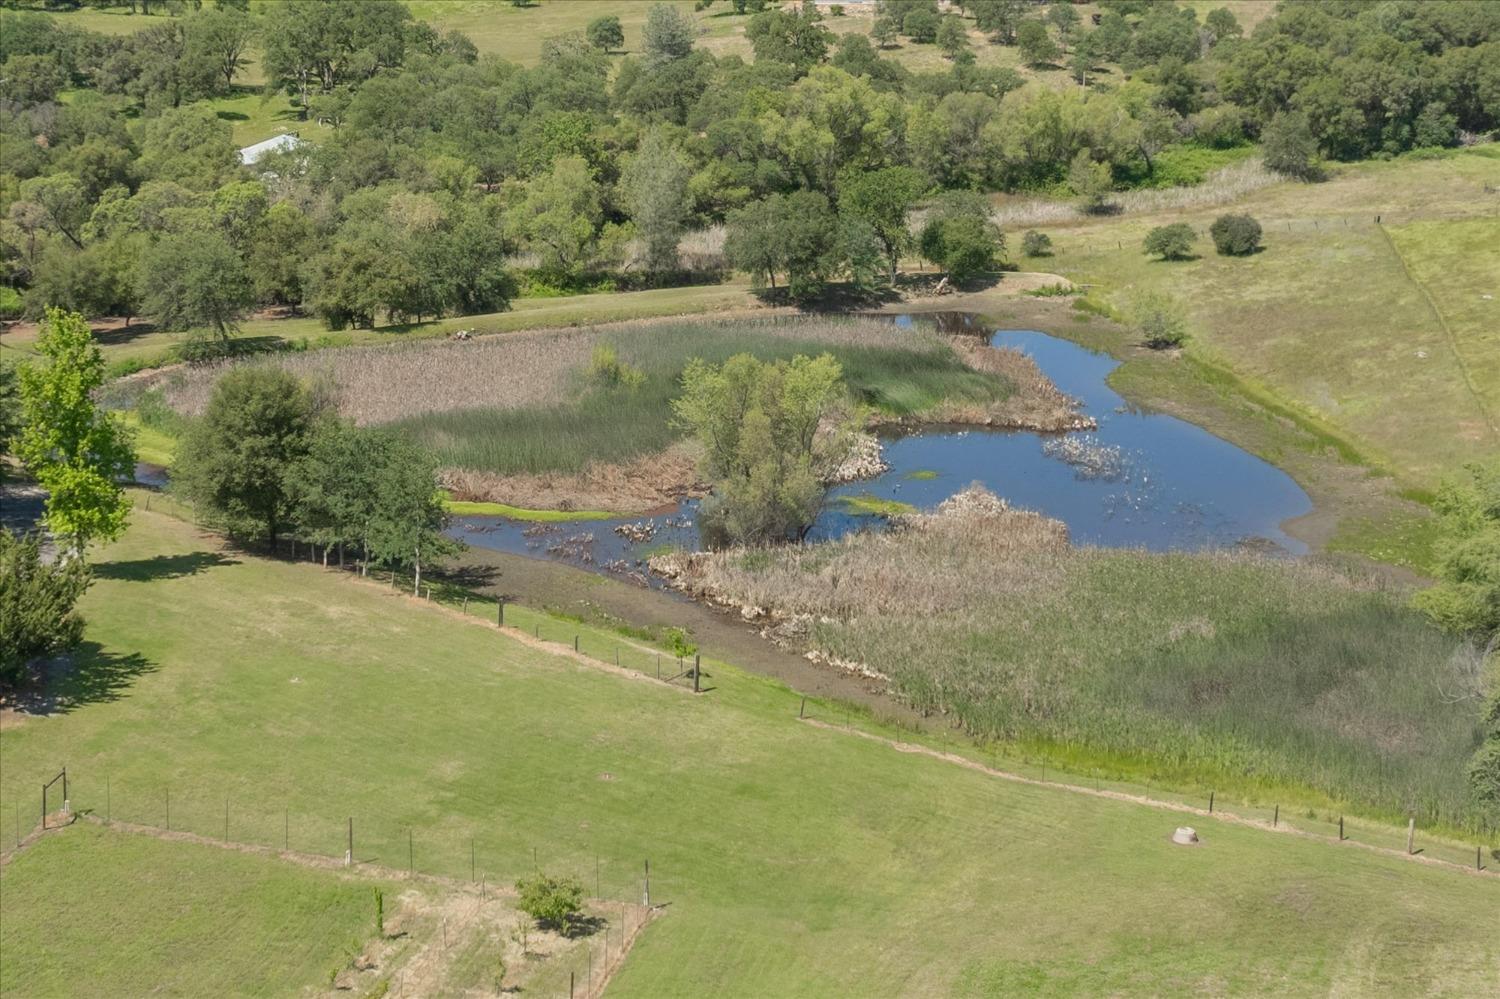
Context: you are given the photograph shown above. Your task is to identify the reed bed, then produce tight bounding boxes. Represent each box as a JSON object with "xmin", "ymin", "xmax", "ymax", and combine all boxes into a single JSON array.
[{"xmin": 653, "ymin": 486, "xmax": 1490, "ymax": 832}]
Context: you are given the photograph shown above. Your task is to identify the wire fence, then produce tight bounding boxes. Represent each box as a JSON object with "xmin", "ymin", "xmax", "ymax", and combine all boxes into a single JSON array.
[
  {"xmin": 794, "ymin": 697, "xmax": 1500, "ymax": 877},
  {"xmin": 4, "ymin": 770, "xmax": 662, "ymax": 999}
]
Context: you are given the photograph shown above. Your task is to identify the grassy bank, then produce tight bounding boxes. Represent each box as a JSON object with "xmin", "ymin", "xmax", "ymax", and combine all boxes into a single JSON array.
[
  {"xmin": 1041, "ymin": 149, "xmax": 1500, "ymax": 488},
  {"xmin": 1, "ymin": 510, "xmax": 1496, "ymax": 995},
  {"xmin": 654, "ymin": 489, "xmax": 1493, "ymax": 834}
]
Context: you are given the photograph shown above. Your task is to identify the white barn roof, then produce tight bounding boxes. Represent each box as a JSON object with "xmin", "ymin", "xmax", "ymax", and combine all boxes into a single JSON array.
[{"xmin": 239, "ymin": 133, "xmax": 304, "ymax": 165}]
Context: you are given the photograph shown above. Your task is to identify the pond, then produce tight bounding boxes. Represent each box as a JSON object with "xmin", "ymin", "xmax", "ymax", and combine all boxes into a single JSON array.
[{"xmin": 450, "ymin": 313, "xmax": 1313, "ymax": 579}]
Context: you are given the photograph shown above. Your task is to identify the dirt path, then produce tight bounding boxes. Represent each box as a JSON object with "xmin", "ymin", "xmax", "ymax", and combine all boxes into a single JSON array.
[
  {"xmin": 802, "ymin": 719, "xmax": 1497, "ymax": 882},
  {"xmin": 443, "ymin": 547, "xmax": 928, "ymax": 725}
]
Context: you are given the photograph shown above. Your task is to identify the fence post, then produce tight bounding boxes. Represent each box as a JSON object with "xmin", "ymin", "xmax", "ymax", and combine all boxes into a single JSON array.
[
  {"xmin": 498, "ymin": 598, "xmax": 505, "ymax": 627},
  {"xmin": 106, "ymin": 776, "xmax": 110, "ymax": 824},
  {"xmin": 799, "ymin": 696, "xmax": 806, "ymax": 719},
  {"xmin": 1406, "ymin": 817, "xmax": 1415, "ymax": 855},
  {"xmin": 644, "ymin": 858, "xmax": 650, "ymax": 906},
  {"xmin": 346, "ymin": 816, "xmax": 353, "ymax": 867},
  {"xmin": 1273, "ymin": 804, "xmax": 1278, "ymax": 828},
  {"xmin": 574, "ymin": 635, "xmax": 579, "ymax": 652},
  {"xmin": 1338, "ymin": 816, "xmax": 1344, "ymax": 841},
  {"xmin": 284, "ymin": 808, "xmax": 289, "ymax": 851},
  {"xmin": 166, "ymin": 788, "xmax": 170, "ymax": 831},
  {"xmin": 1208, "ymin": 791, "xmax": 1214, "ymax": 814},
  {"xmin": 224, "ymin": 797, "xmax": 229, "ymax": 842},
  {"xmin": 471, "ymin": 837, "xmax": 476, "ymax": 881},
  {"xmin": 693, "ymin": 654, "xmax": 701, "ymax": 693},
  {"xmin": 1479, "ymin": 846, "xmax": 1484, "ymax": 872}
]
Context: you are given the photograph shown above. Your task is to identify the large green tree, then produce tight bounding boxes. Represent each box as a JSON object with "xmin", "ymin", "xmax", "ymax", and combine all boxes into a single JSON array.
[
  {"xmin": 622, "ymin": 131, "xmax": 693, "ymax": 272},
  {"xmin": 174, "ymin": 367, "xmax": 319, "ymax": 546},
  {"xmin": 837, "ymin": 165, "xmax": 926, "ymax": 282},
  {"xmin": 13, "ymin": 309, "xmax": 136, "ymax": 553},
  {"xmin": 138, "ymin": 230, "xmax": 254, "ymax": 349},
  {"xmin": 672, "ymin": 352, "xmax": 853, "ymax": 547}
]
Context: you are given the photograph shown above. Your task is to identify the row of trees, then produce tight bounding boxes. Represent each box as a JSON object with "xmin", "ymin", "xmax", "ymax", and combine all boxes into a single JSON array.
[{"xmin": 173, "ymin": 366, "xmax": 458, "ymax": 590}]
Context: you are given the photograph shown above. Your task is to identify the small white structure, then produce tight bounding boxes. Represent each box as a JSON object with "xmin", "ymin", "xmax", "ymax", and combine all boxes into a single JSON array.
[
  {"xmin": 1171, "ymin": 826, "xmax": 1200, "ymax": 846},
  {"xmin": 239, "ymin": 132, "xmax": 305, "ymax": 166}
]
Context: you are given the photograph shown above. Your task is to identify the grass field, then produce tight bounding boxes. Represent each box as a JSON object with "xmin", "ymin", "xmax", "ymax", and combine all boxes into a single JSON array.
[
  {"xmin": 1, "ymin": 509, "xmax": 1497, "ymax": 996},
  {"xmin": 1039, "ymin": 148, "xmax": 1500, "ymax": 488},
  {"xmin": 0, "ymin": 823, "xmax": 393, "ymax": 997}
]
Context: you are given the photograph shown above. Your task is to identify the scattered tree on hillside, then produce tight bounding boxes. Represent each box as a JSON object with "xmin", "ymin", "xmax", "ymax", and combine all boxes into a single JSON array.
[
  {"xmin": 673, "ymin": 352, "xmax": 854, "ymax": 547},
  {"xmin": 1016, "ymin": 20, "xmax": 1059, "ymax": 66},
  {"xmin": 13, "ymin": 308, "xmax": 135, "ymax": 554},
  {"xmin": 174, "ymin": 367, "xmax": 319, "ymax": 546},
  {"xmin": 586, "ymin": 15, "xmax": 624, "ymax": 53},
  {"xmin": 1143, "ymin": 223, "xmax": 1197, "ymax": 261},
  {"xmin": 1209, "ymin": 214, "xmax": 1262, "ymax": 256},
  {"xmin": 936, "ymin": 15, "xmax": 969, "ymax": 61},
  {"xmin": 643, "ymin": 3, "xmax": 697, "ymax": 62},
  {"xmin": 0, "ymin": 531, "xmax": 90, "ymax": 687},
  {"xmin": 746, "ymin": 3, "xmax": 833, "ymax": 75}
]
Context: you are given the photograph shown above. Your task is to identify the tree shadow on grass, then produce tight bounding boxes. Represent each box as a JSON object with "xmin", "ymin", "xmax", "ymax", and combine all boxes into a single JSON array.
[
  {"xmin": 435, "ymin": 563, "xmax": 503, "ymax": 590},
  {"xmin": 7, "ymin": 642, "xmax": 157, "ymax": 716},
  {"xmin": 93, "ymin": 551, "xmax": 239, "ymax": 582}
]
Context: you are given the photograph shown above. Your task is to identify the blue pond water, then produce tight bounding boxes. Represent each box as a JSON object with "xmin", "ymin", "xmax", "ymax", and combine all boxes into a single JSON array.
[{"xmin": 449, "ymin": 315, "xmax": 1312, "ymax": 578}]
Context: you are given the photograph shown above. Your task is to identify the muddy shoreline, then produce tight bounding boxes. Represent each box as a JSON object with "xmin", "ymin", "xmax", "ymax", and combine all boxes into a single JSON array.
[{"xmin": 440, "ymin": 545, "xmax": 928, "ymax": 725}]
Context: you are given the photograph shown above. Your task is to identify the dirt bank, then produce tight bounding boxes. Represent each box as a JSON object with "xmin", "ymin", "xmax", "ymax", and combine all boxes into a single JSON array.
[{"xmin": 440, "ymin": 546, "xmax": 927, "ymax": 725}]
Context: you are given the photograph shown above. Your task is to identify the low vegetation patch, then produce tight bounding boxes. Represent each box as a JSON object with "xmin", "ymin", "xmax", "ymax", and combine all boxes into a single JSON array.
[{"xmin": 654, "ymin": 487, "xmax": 1495, "ymax": 834}]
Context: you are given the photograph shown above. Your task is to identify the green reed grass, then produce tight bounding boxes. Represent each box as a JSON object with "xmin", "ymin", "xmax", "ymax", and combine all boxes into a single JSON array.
[{"xmin": 390, "ymin": 323, "xmax": 1011, "ymax": 475}]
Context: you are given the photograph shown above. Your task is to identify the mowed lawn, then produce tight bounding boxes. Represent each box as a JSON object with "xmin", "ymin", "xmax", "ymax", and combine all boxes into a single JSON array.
[
  {"xmin": 1049, "ymin": 150, "xmax": 1500, "ymax": 487},
  {"xmin": 0, "ymin": 823, "xmax": 391, "ymax": 998},
  {"xmin": 1, "ymin": 511, "xmax": 1497, "ymax": 995}
]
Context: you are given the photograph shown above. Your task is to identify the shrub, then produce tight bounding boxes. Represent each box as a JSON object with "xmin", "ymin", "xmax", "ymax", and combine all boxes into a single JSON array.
[
  {"xmin": 1021, "ymin": 231, "xmax": 1052, "ymax": 257},
  {"xmin": 1132, "ymin": 291, "xmax": 1189, "ymax": 348},
  {"xmin": 0, "ymin": 285, "xmax": 22, "ymax": 320},
  {"xmin": 515, "ymin": 873, "xmax": 586, "ymax": 936},
  {"xmin": 0, "ymin": 530, "xmax": 90, "ymax": 686},
  {"xmin": 1209, "ymin": 214, "xmax": 1262, "ymax": 256},
  {"xmin": 1469, "ymin": 740, "xmax": 1500, "ymax": 813},
  {"xmin": 588, "ymin": 344, "xmax": 646, "ymax": 390},
  {"xmin": 1143, "ymin": 223, "xmax": 1197, "ymax": 261}
]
